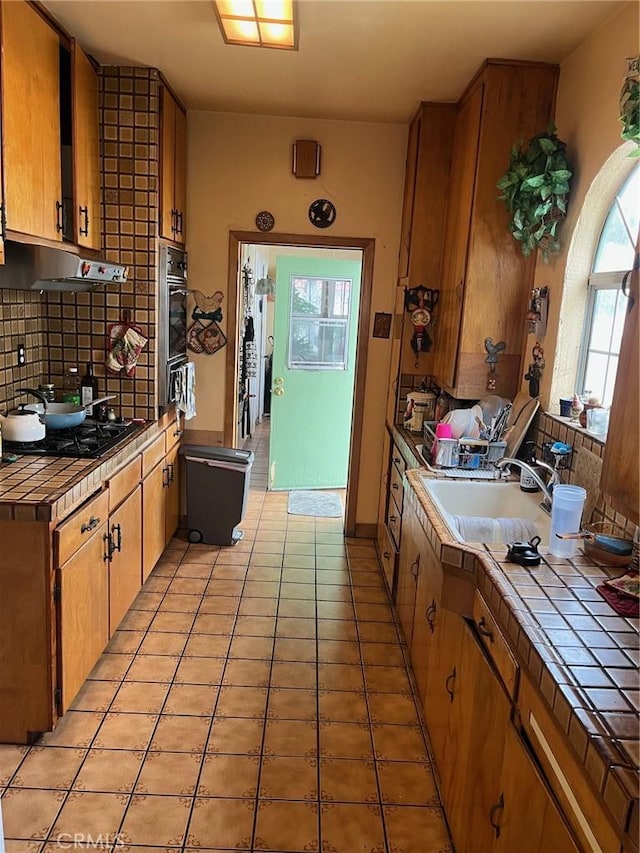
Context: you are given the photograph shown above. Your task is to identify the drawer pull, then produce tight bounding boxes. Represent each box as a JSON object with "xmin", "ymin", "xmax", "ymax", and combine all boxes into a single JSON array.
[
  {"xmin": 445, "ymin": 666, "xmax": 456, "ymax": 702},
  {"xmin": 393, "ymin": 456, "xmax": 401, "ymax": 465},
  {"xmin": 383, "ymin": 551, "xmax": 391, "ymax": 559},
  {"xmin": 477, "ymin": 616, "xmax": 494, "ymax": 642},
  {"xmin": 81, "ymin": 516, "xmax": 100, "ymax": 534},
  {"xmin": 489, "ymin": 793, "xmax": 504, "ymax": 838},
  {"xmin": 392, "ymin": 483, "xmax": 399, "ymax": 490},
  {"xmin": 389, "ymin": 515, "xmax": 397, "ymax": 523},
  {"xmin": 173, "ymin": 428, "xmax": 182, "ymax": 437}
]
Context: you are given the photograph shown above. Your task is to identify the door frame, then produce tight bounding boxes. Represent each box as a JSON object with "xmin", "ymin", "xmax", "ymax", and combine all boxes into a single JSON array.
[{"xmin": 225, "ymin": 230, "xmax": 375, "ymax": 537}]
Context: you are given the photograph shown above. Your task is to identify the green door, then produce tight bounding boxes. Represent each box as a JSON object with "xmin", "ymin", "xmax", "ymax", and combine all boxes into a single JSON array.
[{"xmin": 268, "ymin": 254, "xmax": 362, "ymax": 490}]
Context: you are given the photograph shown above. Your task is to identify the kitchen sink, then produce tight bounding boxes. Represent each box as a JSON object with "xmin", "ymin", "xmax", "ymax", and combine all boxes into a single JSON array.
[{"xmin": 421, "ymin": 477, "xmax": 551, "ymax": 545}]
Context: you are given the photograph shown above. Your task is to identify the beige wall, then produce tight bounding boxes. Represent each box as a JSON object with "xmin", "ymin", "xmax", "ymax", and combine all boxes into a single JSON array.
[
  {"xmin": 186, "ymin": 111, "xmax": 407, "ymax": 526},
  {"xmin": 524, "ymin": 1, "xmax": 639, "ymax": 409}
]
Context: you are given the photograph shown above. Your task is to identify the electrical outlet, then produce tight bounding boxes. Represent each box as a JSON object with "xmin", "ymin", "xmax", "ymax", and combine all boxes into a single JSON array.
[{"xmin": 17, "ymin": 343, "xmax": 26, "ymax": 366}]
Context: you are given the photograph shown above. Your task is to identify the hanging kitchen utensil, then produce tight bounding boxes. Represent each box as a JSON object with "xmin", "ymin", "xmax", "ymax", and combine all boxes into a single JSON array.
[{"xmin": 106, "ymin": 310, "xmax": 148, "ymax": 376}]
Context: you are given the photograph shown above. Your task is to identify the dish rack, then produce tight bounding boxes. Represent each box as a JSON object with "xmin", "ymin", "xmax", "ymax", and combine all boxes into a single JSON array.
[{"xmin": 423, "ymin": 422, "xmax": 507, "ymax": 470}]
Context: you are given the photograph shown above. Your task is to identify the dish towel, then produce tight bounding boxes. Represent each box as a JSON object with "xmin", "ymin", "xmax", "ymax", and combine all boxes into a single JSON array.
[
  {"xmin": 176, "ymin": 362, "xmax": 196, "ymax": 420},
  {"xmin": 452, "ymin": 515, "xmax": 539, "ymax": 543}
]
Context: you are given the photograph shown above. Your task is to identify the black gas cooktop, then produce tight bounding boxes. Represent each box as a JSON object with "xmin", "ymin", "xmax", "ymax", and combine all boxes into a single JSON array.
[{"xmin": 4, "ymin": 420, "xmax": 145, "ymax": 459}]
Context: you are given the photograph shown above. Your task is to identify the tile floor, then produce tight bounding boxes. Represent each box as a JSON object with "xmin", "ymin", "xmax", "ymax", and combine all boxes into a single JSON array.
[{"xmin": 0, "ymin": 422, "xmax": 453, "ymax": 853}]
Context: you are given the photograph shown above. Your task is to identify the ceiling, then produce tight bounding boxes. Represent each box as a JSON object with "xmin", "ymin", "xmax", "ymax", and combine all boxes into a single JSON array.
[{"xmin": 43, "ymin": 0, "xmax": 627, "ymax": 124}]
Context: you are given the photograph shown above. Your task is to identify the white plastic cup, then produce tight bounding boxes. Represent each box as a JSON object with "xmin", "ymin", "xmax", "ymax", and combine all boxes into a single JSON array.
[{"xmin": 549, "ymin": 485, "xmax": 587, "ymax": 557}]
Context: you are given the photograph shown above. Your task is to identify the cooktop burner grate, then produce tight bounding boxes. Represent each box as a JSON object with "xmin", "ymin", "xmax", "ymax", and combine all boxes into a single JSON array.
[{"xmin": 4, "ymin": 420, "xmax": 145, "ymax": 458}]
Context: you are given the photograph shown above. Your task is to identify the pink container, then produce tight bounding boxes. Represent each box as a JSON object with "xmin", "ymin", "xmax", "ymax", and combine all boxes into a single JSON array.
[{"xmin": 435, "ymin": 422, "xmax": 453, "ymax": 439}]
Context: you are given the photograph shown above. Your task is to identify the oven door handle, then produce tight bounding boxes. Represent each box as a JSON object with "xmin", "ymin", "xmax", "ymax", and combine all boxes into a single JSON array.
[{"xmin": 168, "ymin": 287, "xmax": 189, "ymax": 295}]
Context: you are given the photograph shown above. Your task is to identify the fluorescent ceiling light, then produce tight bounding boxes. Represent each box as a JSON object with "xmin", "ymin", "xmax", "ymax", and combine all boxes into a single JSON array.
[{"xmin": 213, "ymin": 0, "xmax": 298, "ymax": 50}]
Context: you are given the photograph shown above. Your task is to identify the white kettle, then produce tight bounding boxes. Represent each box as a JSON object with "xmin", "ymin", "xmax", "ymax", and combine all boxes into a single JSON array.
[{"xmin": 0, "ymin": 403, "xmax": 46, "ymax": 443}]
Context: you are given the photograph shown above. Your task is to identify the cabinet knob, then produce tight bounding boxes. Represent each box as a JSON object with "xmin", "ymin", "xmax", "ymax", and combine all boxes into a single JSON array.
[
  {"xmin": 81, "ymin": 515, "xmax": 100, "ymax": 534},
  {"xmin": 426, "ymin": 599, "xmax": 437, "ymax": 633},
  {"xmin": 489, "ymin": 793, "xmax": 505, "ymax": 838},
  {"xmin": 445, "ymin": 666, "xmax": 456, "ymax": 702},
  {"xmin": 477, "ymin": 616, "xmax": 494, "ymax": 643},
  {"xmin": 410, "ymin": 554, "xmax": 420, "ymax": 578}
]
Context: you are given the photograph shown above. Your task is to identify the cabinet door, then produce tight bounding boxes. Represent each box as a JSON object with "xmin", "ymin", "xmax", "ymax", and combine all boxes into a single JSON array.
[
  {"xmin": 396, "ymin": 502, "xmax": 419, "ymax": 646},
  {"xmin": 1, "ymin": 0, "xmax": 62, "ymax": 241},
  {"xmin": 58, "ymin": 522, "xmax": 109, "ymax": 711},
  {"xmin": 600, "ymin": 254, "xmax": 639, "ymax": 525},
  {"xmin": 409, "ymin": 519, "xmax": 443, "ymax": 707},
  {"xmin": 422, "ymin": 607, "xmax": 465, "ymax": 777},
  {"xmin": 173, "ymin": 102, "xmax": 187, "ymax": 244},
  {"xmin": 160, "ymin": 85, "xmax": 177, "ymax": 241},
  {"xmin": 109, "ymin": 486, "xmax": 142, "ymax": 635},
  {"xmin": 142, "ymin": 460, "xmax": 167, "ymax": 581},
  {"xmin": 397, "ymin": 113, "xmax": 421, "ymax": 280},
  {"xmin": 445, "ymin": 627, "xmax": 510, "ymax": 853},
  {"xmin": 433, "ymin": 82, "xmax": 483, "ymax": 389},
  {"xmin": 164, "ymin": 444, "xmax": 180, "ymax": 544},
  {"xmin": 72, "ymin": 41, "xmax": 101, "ymax": 250},
  {"xmin": 494, "ymin": 723, "xmax": 579, "ymax": 853}
]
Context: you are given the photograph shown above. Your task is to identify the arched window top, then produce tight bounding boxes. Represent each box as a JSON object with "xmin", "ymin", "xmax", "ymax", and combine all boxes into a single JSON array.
[{"xmin": 593, "ymin": 165, "xmax": 640, "ymax": 273}]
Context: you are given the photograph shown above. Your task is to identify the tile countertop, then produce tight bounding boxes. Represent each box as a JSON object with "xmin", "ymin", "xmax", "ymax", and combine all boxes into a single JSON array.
[
  {"xmin": 0, "ymin": 418, "xmax": 169, "ymax": 524},
  {"xmin": 402, "ymin": 457, "xmax": 639, "ymax": 844}
]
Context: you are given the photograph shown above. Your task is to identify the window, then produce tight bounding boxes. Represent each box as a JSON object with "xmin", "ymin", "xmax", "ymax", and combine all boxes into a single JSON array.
[
  {"xmin": 288, "ymin": 276, "xmax": 352, "ymax": 369},
  {"xmin": 577, "ymin": 165, "xmax": 639, "ymax": 406}
]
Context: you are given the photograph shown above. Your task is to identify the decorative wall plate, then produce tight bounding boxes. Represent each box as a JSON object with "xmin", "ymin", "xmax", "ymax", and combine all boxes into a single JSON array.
[
  {"xmin": 255, "ymin": 210, "xmax": 275, "ymax": 232},
  {"xmin": 308, "ymin": 198, "xmax": 336, "ymax": 228}
]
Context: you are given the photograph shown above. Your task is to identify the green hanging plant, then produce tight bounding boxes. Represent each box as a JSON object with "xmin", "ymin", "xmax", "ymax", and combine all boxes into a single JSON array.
[
  {"xmin": 620, "ymin": 57, "xmax": 640, "ymax": 156},
  {"xmin": 497, "ymin": 126, "xmax": 572, "ymax": 261}
]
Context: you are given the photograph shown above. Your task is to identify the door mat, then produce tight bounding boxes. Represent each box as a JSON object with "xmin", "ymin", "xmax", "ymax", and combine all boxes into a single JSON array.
[{"xmin": 287, "ymin": 490, "xmax": 343, "ymax": 517}]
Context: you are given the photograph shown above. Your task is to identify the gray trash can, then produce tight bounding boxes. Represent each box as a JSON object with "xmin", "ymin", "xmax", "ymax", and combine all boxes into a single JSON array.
[{"xmin": 180, "ymin": 445, "xmax": 254, "ymax": 545}]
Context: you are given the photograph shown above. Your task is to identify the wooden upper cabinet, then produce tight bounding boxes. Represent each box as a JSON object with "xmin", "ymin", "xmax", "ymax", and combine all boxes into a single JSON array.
[
  {"xmin": 160, "ymin": 85, "xmax": 186, "ymax": 244},
  {"xmin": 600, "ymin": 252, "xmax": 639, "ymax": 525},
  {"xmin": 72, "ymin": 41, "xmax": 101, "ymax": 250},
  {"xmin": 433, "ymin": 61, "xmax": 559, "ymax": 400},
  {"xmin": 1, "ymin": 0, "xmax": 62, "ymax": 241}
]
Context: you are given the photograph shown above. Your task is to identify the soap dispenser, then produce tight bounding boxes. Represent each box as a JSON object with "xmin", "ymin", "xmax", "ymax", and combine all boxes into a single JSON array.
[{"xmin": 520, "ymin": 441, "xmax": 540, "ymax": 493}]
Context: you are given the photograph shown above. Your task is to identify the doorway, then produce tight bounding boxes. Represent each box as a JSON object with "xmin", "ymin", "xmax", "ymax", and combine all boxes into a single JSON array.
[{"xmin": 224, "ymin": 231, "xmax": 375, "ymax": 536}]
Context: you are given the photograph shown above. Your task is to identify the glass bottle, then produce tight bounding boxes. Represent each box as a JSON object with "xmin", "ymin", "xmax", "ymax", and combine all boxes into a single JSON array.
[
  {"xmin": 80, "ymin": 363, "xmax": 99, "ymax": 414},
  {"xmin": 62, "ymin": 367, "xmax": 81, "ymax": 405}
]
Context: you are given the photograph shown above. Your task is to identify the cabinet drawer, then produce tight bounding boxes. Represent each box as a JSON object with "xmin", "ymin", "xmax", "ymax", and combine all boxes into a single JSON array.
[
  {"xmin": 386, "ymin": 502, "xmax": 402, "ymax": 551},
  {"xmin": 389, "ymin": 462, "xmax": 404, "ymax": 513},
  {"xmin": 165, "ymin": 418, "xmax": 182, "ymax": 454},
  {"xmin": 142, "ymin": 434, "xmax": 165, "ymax": 477},
  {"xmin": 472, "ymin": 590, "xmax": 518, "ymax": 699},
  {"xmin": 55, "ymin": 490, "xmax": 110, "ymax": 567},
  {"xmin": 108, "ymin": 455, "xmax": 142, "ymax": 513},
  {"xmin": 391, "ymin": 444, "xmax": 406, "ymax": 476},
  {"xmin": 379, "ymin": 525, "xmax": 398, "ymax": 595}
]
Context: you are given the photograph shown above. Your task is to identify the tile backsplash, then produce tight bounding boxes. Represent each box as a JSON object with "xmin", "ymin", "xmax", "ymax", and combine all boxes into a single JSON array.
[
  {"xmin": 0, "ymin": 289, "xmax": 46, "ymax": 410},
  {"xmin": 0, "ymin": 67, "xmax": 162, "ymax": 422},
  {"xmin": 533, "ymin": 411, "xmax": 637, "ymax": 538}
]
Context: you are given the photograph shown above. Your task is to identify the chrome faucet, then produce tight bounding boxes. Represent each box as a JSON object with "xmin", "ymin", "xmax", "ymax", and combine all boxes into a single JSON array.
[{"xmin": 494, "ymin": 457, "xmax": 561, "ymax": 513}]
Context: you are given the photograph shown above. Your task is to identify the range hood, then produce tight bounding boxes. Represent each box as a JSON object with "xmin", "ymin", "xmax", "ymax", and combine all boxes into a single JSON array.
[{"xmin": 0, "ymin": 241, "xmax": 128, "ymax": 292}]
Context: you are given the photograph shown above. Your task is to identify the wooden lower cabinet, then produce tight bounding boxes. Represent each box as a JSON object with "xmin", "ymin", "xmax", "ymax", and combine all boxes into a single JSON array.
[
  {"xmin": 142, "ymin": 459, "xmax": 167, "ymax": 582},
  {"xmin": 108, "ymin": 485, "xmax": 142, "ymax": 635},
  {"xmin": 396, "ymin": 503, "xmax": 419, "ymax": 646},
  {"xmin": 495, "ymin": 723, "xmax": 579, "ymax": 853},
  {"xmin": 57, "ymin": 519, "xmax": 109, "ymax": 713},
  {"xmin": 420, "ymin": 615, "xmax": 578, "ymax": 853},
  {"xmin": 407, "ymin": 505, "xmax": 443, "ymax": 707},
  {"xmin": 164, "ymin": 444, "xmax": 180, "ymax": 544}
]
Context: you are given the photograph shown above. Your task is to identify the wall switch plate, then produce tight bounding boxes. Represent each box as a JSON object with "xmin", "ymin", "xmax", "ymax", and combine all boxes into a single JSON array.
[{"xmin": 17, "ymin": 343, "xmax": 26, "ymax": 366}]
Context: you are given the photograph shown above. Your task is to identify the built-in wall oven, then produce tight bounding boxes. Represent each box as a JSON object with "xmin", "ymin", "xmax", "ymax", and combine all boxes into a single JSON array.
[{"xmin": 158, "ymin": 242, "xmax": 188, "ymax": 409}]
